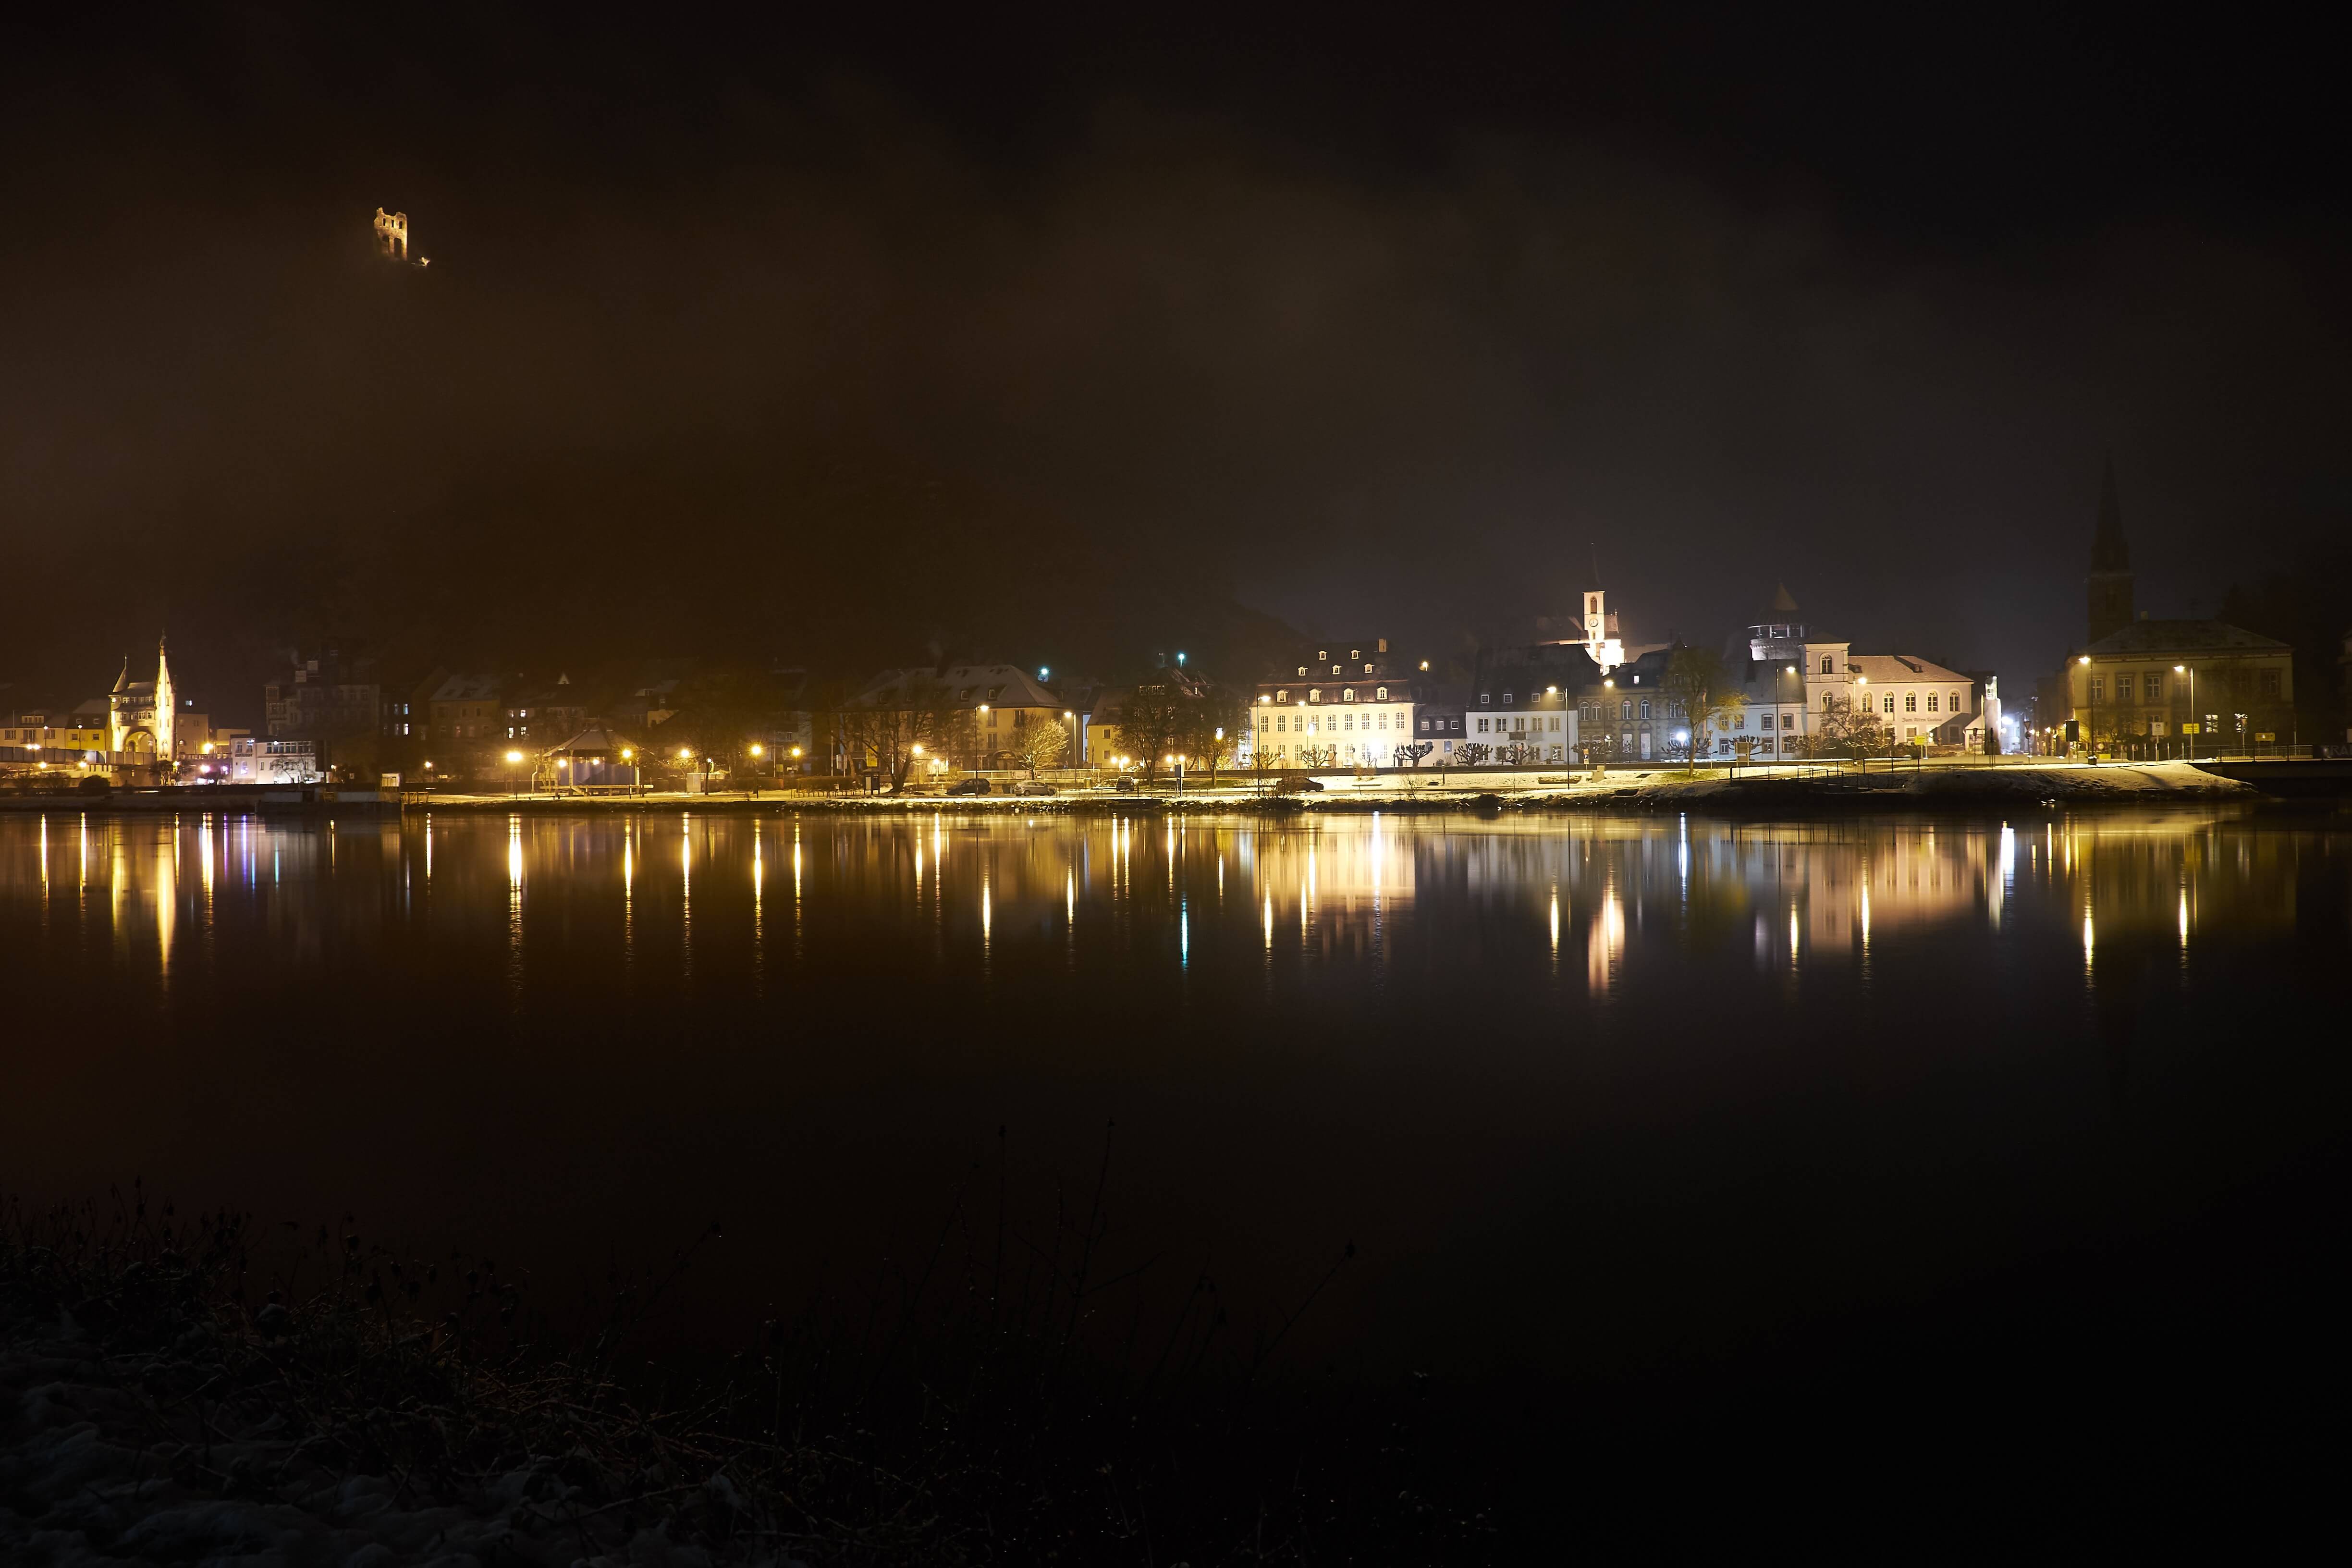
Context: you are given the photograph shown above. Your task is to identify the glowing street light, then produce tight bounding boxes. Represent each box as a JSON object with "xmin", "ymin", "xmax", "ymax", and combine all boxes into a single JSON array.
[{"xmin": 749, "ymin": 743, "xmax": 764, "ymax": 757}]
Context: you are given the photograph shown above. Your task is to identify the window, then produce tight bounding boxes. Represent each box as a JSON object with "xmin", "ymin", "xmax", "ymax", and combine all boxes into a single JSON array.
[
  {"xmin": 1375, "ymin": 686, "xmax": 1387, "ymax": 700},
  {"xmin": 1275, "ymin": 716, "xmax": 1286, "ymax": 732},
  {"xmin": 1734, "ymin": 713, "xmax": 1746, "ymax": 729},
  {"xmin": 1332, "ymin": 664, "xmax": 1342, "ymax": 674},
  {"xmin": 1620, "ymin": 699, "xmax": 1632, "ymax": 720},
  {"xmin": 1350, "ymin": 649, "xmax": 1361, "ymax": 660},
  {"xmin": 1479, "ymin": 692, "xmax": 1490, "ymax": 704},
  {"xmin": 1309, "ymin": 689, "xmax": 1321, "ymax": 703},
  {"xmin": 1639, "ymin": 699, "xmax": 1652, "ymax": 719},
  {"xmin": 2147, "ymin": 675, "xmax": 2165, "ymax": 702},
  {"xmin": 2259, "ymin": 669, "xmax": 2281, "ymax": 699},
  {"xmin": 1883, "ymin": 694, "xmax": 1895, "ymax": 714},
  {"xmin": 1821, "ymin": 654, "xmax": 1834, "ymax": 674},
  {"xmin": 2088, "ymin": 678, "xmax": 2104, "ymax": 702},
  {"xmin": 1926, "ymin": 693, "xmax": 1938, "ymax": 712},
  {"xmin": 1276, "ymin": 690, "xmax": 1287, "ymax": 703},
  {"xmin": 1949, "ymin": 690, "xmax": 1962, "ymax": 711},
  {"xmin": 1502, "ymin": 691, "xmax": 1514, "ymax": 705},
  {"xmin": 1364, "ymin": 662, "xmax": 1374, "ymax": 674},
  {"xmin": 1420, "ymin": 719, "xmax": 1430, "ymax": 732},
  {"xmin": 2112, "ymin": 675, "xmax": 2131, "ymax": 702},
  {"xmin": 1297, "ymin": 666, "xmax": 1308, "ymax": 677},
  {"xmin": 1905, "ymin": 693, "xmax": 1917, "ymax": 712},
  {"xmin": 1476, "ymin": 718, "xmax": 1490, "ymax": 733},
  {"xmin": 1550, "ymin": 716, "xmax": 1561, "ymax": 732}
]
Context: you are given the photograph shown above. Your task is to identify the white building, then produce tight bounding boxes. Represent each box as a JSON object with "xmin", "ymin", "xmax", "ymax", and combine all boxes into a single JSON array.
[
  {"xmin": 1700, "ymin": 588, "xmax": 1991, "ymax": 758},
  {"xmin": 1246, "ymin": 638, "xmax": 1423, "ymax": 768},
  {"xmin": 226, "ymin": 737, "xmax": 321, "ymax": 784}
]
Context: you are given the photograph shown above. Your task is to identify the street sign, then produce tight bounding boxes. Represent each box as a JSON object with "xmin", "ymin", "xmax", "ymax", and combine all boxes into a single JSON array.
[
  {"xmin": 2256, "ymin": 733, "xmax": 2276, "ymax": 742},
  {"xmin": 2180, "ymin": 723, "xmax": 2201, "ymax": 735}
]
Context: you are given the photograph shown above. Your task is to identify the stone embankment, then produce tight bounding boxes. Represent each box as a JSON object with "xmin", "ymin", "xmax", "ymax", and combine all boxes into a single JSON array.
[{"xmin": 7, "ymin": 760, "xmax": 2330, "ymax": 820}]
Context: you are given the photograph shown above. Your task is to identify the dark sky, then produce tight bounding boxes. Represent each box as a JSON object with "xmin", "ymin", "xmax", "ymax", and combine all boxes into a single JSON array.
[{"xmin": 4, "ymin": 6, "xmax": 2346, "ymax": 717}]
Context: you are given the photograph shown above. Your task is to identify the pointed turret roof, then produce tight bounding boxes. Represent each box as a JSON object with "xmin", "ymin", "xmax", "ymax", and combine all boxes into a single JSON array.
[
  {"xmin": 112, "ymin": 657, "xmax": 129, "ymax": 694},
  {"xmin": 2091, "ymin": 457, "xmax": 2130, "ymax": 572},
  {"xmin": 1767, "ymin": 581, "xmax": 1800, "ymax": 615}
]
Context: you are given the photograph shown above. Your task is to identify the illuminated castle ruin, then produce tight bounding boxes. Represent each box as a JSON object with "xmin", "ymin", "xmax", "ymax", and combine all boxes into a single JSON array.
[{"xmin": 374, "ymin": 208, "xmax": 409, "ymax": 261}]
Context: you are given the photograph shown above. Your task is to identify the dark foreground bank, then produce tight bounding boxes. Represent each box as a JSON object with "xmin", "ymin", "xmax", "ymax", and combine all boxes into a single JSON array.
[
  {"xmin": 8, "ymin": 1143, "xmax": 2347, "ymax": 1563},
  {"xmin": 1, "ymin": 1193, "xmax": 1512, "ymax": 1566}
]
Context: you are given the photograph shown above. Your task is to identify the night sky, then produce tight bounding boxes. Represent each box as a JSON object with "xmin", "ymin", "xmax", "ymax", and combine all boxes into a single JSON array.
[{"xmin": 4, "ymin": 7, "xmax": 2346, "ymax": 719}]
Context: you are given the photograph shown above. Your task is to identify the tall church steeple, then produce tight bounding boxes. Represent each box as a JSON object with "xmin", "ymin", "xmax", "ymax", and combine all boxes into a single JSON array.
[{"xmin": 2086, "ymin": 457, "xmax": 2135, "ymax": 645}]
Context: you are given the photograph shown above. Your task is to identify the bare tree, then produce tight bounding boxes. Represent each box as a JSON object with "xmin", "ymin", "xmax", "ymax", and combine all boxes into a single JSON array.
[
  {"xmin": 1813, "ymin": 694, "xmax": 1890, "ymax": 769},
  {"xmin": 1009, "ymin": 715, "xmax": 1068, "ymax": 778},
  {"xmin": 1660, "ymin": 647, "xmax": 1747, "ymax": 773}
]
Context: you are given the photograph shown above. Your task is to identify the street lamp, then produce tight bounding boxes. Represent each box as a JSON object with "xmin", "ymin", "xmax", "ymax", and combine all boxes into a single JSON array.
[
  {"xmin": 2078, "ymin": 654, "xmax": 2093, "ymax": 760},
  {"xmin": 2175, "ymin": 663, "xmax": 2196, "ymax": 759},
  {"xmin": 505, "ymin": 748, "xmax": 525, "ymax": 796}
]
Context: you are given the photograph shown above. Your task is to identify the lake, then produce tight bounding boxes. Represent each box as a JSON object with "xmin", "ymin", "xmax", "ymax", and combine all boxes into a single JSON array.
[{"xmin": 3, "ymin": 805, "xmax": 2346, "ymax": 1402}]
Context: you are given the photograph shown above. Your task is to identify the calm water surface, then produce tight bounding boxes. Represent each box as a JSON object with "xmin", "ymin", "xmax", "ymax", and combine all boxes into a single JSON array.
[{"xmin": 4, "ymin": 806, "xmax": 2346, "ymax": 1382}]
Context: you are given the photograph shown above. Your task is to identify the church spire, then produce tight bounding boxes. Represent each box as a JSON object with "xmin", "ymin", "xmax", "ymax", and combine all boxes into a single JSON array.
[
  {"xmin": 112, "ymin": 656, "xmax": 129, "ymax": 694},
  {"xmin": 2091, "ymin": 455, "xmax": 2130, "ymax": 572},
  {"xmin": 2086, "ymin": 456, "xmax": 2135, "ymax": 644}
]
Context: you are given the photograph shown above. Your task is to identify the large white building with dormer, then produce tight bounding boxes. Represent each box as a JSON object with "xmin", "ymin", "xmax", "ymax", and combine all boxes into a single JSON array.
[{"xmin": 1244, "ymin": 637, "xmax": 1425, "ymax": 768}]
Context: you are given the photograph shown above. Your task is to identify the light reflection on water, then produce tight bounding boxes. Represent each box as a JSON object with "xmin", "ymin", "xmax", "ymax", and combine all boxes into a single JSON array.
[
  {"xmin": 0, "ymin": 806, "xmax": 2319, "ymax": 1010},
  {"xmin": 0, "ymin": 805, "xmax": 2342, "ymax": 1371}
]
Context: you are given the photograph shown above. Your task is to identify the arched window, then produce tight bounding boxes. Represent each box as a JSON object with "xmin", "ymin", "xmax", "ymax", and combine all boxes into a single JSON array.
[
  {"xmin": 1309, "ymin": 689, "xmax": 1321, "ymax": 703},
  {"xmin": 1904, "ymin": 693, "xmax": 1917, "ymax": 712},
  {"xmin": 1926, "ymin": 693, "xmax": 1938, "ymax": 712},
  {"xmin": 1342, "ymin": 687, "xmax": 1356, "ymax": 702},
  {"xmin": 1275, "ymin": 689, "xmax": 1287, "ymax": 703},
  {"xmin": 1824, "ymin": 691, "xmax": 1836, "ymax": 710},
  {"xmin": 1949, "ymin": 691, "xmax": 1961, "ymax": 711},
  {"xmin": 1883, "ymin": 694, "xmax": 1895, "ymax": 714},
  {"xmin": 1375, "ymin": 686, "xmax": 1387, "ymax": 700},
  {"xmin": 1821, "ymin": 654, "xmax": 1834, "ymax": 674}
]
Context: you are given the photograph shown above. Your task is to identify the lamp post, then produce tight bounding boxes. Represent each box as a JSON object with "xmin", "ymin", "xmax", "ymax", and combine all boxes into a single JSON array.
[
  {"xmin": 2174, "ymin": 663, "xmax": 2195, "ymax": 760},
  {"xmin": 1854, "ymin": 675, "xmax": 1869, "ymax": 772},
  {"xmin": 505, "ymin": 748, "xmax": 525, "ymax": 796},
  {"xmin": 2077, "ymin": 655, "xmax": 2094, "ymax": 760}
]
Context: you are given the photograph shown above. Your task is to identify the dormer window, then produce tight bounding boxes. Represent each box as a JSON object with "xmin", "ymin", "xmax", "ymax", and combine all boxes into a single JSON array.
[
  {"xmin": 1317, "ymin": 649, "xmax": 1328, "ymax": 661},
  {"xmin": 1297, "ymin": 666, "xmax": 1308, "ymax": 677},
  {"xmin": 1342, "ymin": 687, "xmax": 1356, "ymax": 702},
  {"xmin": 1479, "ymin": 692, "xmax": 1490, "ymax": 705},
  {"xmin": 1275, "ymin": 689, "xmax": 1287, "ymax": 703},
  {"xmin": 1309, "ymin": 688, "xmax": 1322, "ymax": 703},
  {"xmin": 1350, "ymin": 649, "xmax": 1361, "ymax": 660},
  {"xmin": 1375, "ymin": 686, "xmax": 1388, "ymax": 700},
  {"xmin": 1363, "ymin": 662, "xmax": 1374, "ymax": 674},
  {"xmin": 1332, "ymin": 664, "xmax": 1342, "ymax": 674},
  {"xmin": 1502, "ymin": 692, "xmax": 1514, "ymax": 705}
]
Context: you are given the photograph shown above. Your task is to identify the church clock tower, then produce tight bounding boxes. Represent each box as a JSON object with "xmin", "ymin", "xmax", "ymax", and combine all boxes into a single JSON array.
[{"xmin": 2087, "ymin": 459, "xmax": 2134, "ymax": 646}]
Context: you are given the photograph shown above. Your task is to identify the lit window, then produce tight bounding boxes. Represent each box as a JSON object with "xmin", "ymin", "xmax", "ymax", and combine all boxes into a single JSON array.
[
  {"xmin": 1375, "ymin": 686, "xmax": 1387, "ymax": 700},
  {"xmin": 1883, "ymin": 694, "xmax": 1895, "ymax": 714},
  {"xmin": 1309, "ymin": 689, "xmax": 1321, "ymax": 703},
  {"xmin": 1926, "ymin": 693, "xmax": 1938, "ymax": 712},
  {"xmin": 1343, "ymin": 688, "xmax": 1355, "ymax": 702}
]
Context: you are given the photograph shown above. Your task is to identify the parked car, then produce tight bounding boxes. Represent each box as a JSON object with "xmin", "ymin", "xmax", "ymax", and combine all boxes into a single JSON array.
[
  {"xmin": 1014, "ymin": 780, "xmax": 1056, "ymax": 796},
  {"xmin": 947, "ymin": 776, "xmax": 991, "ymax": 796},
  {"xmin": 1112, "ymin": 776, "xmax": 1138, "ymax": 793},
  {"xmin": 1274, "ymin": 774, "xmax": 1324, "ymax": 795}
]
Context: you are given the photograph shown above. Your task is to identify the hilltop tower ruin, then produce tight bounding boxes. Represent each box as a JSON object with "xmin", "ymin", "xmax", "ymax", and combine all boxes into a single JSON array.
[{"xmin": 374, "ymin": 208, "xmax": 409, "ymax": 261}]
